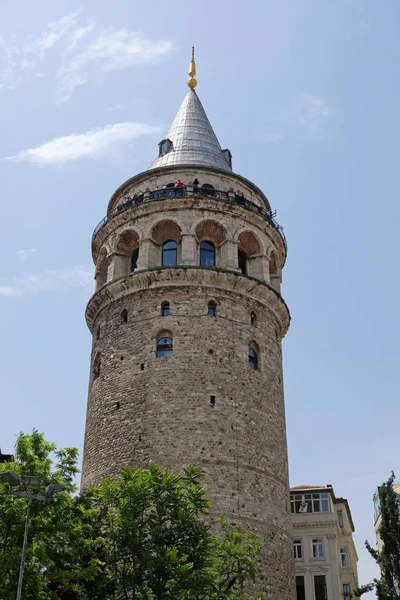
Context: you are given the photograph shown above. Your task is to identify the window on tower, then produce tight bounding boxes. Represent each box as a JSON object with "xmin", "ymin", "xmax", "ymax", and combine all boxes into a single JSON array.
[
  {"xmin": 161, "ymin": 302, "xmax": 170, "ymax": 316},
  {"xmin": 238, "ymin": 249, "xmax": 247, "ymax": 274},
  {"xmin": 200, "ymin": 241, "xmax": 215, "ymax": 267},
  {"xmin": 121, "ymin": 309, "xmax": 128, "ymax": 324},
  {"xmin": 248, "ymin": 346, "xmax": 259, "ymax": 370},
  {"xmin": 250, "ymin": 312, "xmax": 257, "ymax": 327},
  {"xmin": 208, "ymin": 301, "xmax": 216, "ymax": 317},
  {"xmin": 93, "ymin": 353, "xmax": 101, "ymax": 380},
  {"xmin": 162, "ymin": 240, "xmax": 178, "ymax": 266},
  {"xmin": 130, "ymin": 248, "xmax": 139, "ymax": 272},
  {"xmin": 156, "ymin": 336, "xmax": 173, "ymax": 358},
  {"xmin": 158, "ymin": 138, "xmax": 172, "ymax": 156}
]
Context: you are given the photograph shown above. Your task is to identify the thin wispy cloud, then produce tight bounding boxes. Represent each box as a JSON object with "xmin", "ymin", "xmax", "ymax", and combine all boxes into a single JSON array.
[
  {"xmin": 16, "ymin": 249, "xmax": 38, "ymax": 262},
  {"xmin": 6, "ymin": 121, "xmax": 161, "ymax": 164},
  {"xmin": 292, "ymin": 94, "xmax": 336, "ymax": 131},
  {"xmin": 0, "ymin": 265, "xmax": 93, "ymax": 297},
  {"xmin": 0, "ymin": 13, "xmax": 173, "ymax": 99},
  {"xmin": 57, "ymin": 29, "xmax": 173, "ymax": 101}
]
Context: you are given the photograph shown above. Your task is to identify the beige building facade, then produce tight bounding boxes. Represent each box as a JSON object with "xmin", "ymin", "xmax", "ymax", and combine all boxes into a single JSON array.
[
  {"xmin": 81, "ymin": 55, "xmax": 295, "ymax": 599},
  {"xmin": 291, "ymin": 485, "xmax": 359, "ymax": 600}
]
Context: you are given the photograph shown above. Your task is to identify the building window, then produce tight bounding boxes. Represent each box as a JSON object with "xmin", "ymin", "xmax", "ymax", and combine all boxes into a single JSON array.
[
  {"xmin": 296, "ymin": 576, "xmax": 306, "ymax": 600},
  {"xmin": 93, "ymin": 354, "xmax": 101, "ymax": 380},
  {"xmin": 156, "ymin": 336, "xmax": 173, "ymax": 358},
  {"xmin": 248, "ymin": 347, "xmax": 258, "ymax": 370},
  {"xmin": 374, "ymin": 491, "xmax": 381, "ymax": 522},
  {"xmin": 238, "ymin": 249, "xmax": 247, "ymax": 274},
  {"xmin": 250, "ymin": 312, "xmax": 257, "ymax": 327},
  {"xmin": 312, "ymin": 538, "xmax": 324, "ymax": 559},
  {"xmin": 161, "ymin": 302, "xmax": 170, "ymax": 316},
  {"xmin": 293, "ymin": 539, "xmax": 302, "ymax": 559},
  {"xmin": 340, "ymin": 548, "xmax": 348, "ymax": 567},
  {"xmin": 162, "ymin": 240, "xmax": 178, "ymax": 266},
  {"xmin": 337, "ymin": 509, "xmax": 344, "ymax": 528},
  {"xmin": 208, "ymin": 301, "xmax": 216, "ymax": 317},
  {"xmin": 343, "ymin": 583, "xmax": 351, "ymax": 600},
  {"xmin": 121, "ymin": 309, "xmax": 128, "ymax": 324},
  {"xmin": 200, "ymin": 241, "xmax": 215, "ymax": 267},
  {"xmin": 131, "ymin": 248, "xmax": 139, "ymax": 272},
  {"xmin": 290, "ymin": 492, "xmax": 330, "ymax": 514},
  {"xmin": 314, "ymin": 575, "xmax": 327, "ymax": 600},
  {"xmin": 159, "ymin": 138, "xmax": 172, "ymax": 155}
]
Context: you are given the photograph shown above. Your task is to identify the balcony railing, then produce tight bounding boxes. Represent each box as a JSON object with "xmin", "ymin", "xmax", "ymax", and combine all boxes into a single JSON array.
[{"xmin": 92, "ymin": 186, "xmax": 286, "ymax": 250}]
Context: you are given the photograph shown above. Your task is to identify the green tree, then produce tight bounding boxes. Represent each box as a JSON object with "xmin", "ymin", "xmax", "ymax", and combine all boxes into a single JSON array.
[
  {"xmin": 354, "ymin": 472, "xmax": 400, "ymax": 599},
  {"xmin": 0, "ymin": 432, "xmax": 263, "ymax": 600}
]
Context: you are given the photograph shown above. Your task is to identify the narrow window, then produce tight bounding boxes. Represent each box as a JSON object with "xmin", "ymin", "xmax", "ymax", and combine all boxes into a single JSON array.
[
  {"xmin": 314, "ymin": 575, "xmax": 327, "ymax": 600},
  {"xmin": 96, "ymin": 326, "xmax": 100, "ymax": 340},
  {"xmin": 248, "ymin": 347, "xmax": 258, "ymax": 370},
  {"xmin": 161, "ymin": 302, "xmax": 170, "ymax": 316},
  {"xmin": 296, "ymin": 576, "xmax": 306, "ymax": 600},
  {"xmin": 156, "ymin": 336, "xmax": 173, "ymax": 358},
  {"xmin": 337, "ymin": 509, "xmax": 344, "ymax": 528},
  {"xmin": 208, "ymin": 301, "xmax": 216, "ymax": 317},
  {"xmin": 293, "ymin": 539, "xmax": 302, "ymax": 559},
  {"xmin": 200, "ymin": 241, "xmax": 215, "ymax": 267},
  {"xmin": 250, "ymin": 312, "xmax": 257, "ymax": 327},
  {"xmin": 121, "ymin": 309, "xmax": 128, "ymax": 324},
  {"xmin": 162, "ymin": 240, "xmax": 177, "ymax": 266},
  {"xmin": 312, "ymin": 538, "xmax": 324, "ymax": 559},
  {"xmin": 238, "ymin": 249, "xmax": 247, "ymax": 274},
  {"xmin": 93, "ymin": 354, "xmax": 101, "ymax": 380},
  {"xmin": 343, "ymin": 584, "xmax": 351, "ymax": 600},
  {"xmin": 131, "ymin": 248, "xmax": 139, "ymax": 272},
  {"xmin": 340, "ymin": 548, "xmax": 348, "ymax": 567}
]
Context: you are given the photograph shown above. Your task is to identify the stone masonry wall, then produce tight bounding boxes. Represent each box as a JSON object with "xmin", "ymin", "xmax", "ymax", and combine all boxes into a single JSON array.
[{"xmin": 82, "ymin": 282, "xmax": 295, "ymax": 599}]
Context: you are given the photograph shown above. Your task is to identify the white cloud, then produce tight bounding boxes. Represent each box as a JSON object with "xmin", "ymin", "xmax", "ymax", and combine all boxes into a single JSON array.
[
  {"xmin": 0, "ymin": 265, "xmax": 93, "ymax": 297},
  {"xmin": 64, "ymin": 23, "xmax": 94, "ymax": 53},
  {"xmin": 6, "ymin": 121, "xmax": 161, "ymax": 164},
  {"xmin": 16, "ymin": 249, "xmax": 38, "ymax": 262},
  {"xmin": 30, "ymin": 12, "xmax": 80, "ymax": 52},
  {"xmin": 292, "ymin": 94, "xmax": 336, "ymax": 130},
  {"xmin": 57, "ymin": 29, "xmax": 173, "ymax": 101}
]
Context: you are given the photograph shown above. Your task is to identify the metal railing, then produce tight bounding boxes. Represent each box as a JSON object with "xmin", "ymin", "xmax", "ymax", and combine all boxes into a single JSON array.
[{"xmin": 92, "ymin": 187, "xmax": 286, "ymax": 250}]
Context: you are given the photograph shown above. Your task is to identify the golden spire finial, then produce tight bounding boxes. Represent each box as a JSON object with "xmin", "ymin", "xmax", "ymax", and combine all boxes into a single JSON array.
[{"xmin": 187, "ymin": 46, "xmax": 197, "ymax": 89}]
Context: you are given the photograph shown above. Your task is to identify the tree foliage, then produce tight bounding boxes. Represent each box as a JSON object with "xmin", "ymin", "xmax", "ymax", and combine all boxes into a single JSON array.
[
  {"xmin": 0, "ymin": 431, "xmax": 263, "ymax": 600},
  {"xmin": 354, "ymin": 472, "xmax": 400, "ymax": 599}
]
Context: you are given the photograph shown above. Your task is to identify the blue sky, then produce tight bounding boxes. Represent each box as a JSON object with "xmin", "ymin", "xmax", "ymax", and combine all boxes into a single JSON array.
[{"xmin": 1, "ymin": 0, "xmax": 399, "ymax": 593}]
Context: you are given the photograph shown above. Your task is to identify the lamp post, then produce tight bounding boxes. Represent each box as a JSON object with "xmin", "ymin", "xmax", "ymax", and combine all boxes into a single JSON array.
[{"xmin": 0, "ymin": 472, "xmax": 64, "ymax": 600}]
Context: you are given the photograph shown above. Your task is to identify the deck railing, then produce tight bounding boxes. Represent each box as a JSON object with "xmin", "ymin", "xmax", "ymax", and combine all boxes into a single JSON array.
[{"xmin": 92, "ymin": 187, "xmax": 286, "ymax": 250}]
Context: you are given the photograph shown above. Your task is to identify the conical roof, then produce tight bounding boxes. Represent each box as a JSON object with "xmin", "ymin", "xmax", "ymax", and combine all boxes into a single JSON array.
[{"xmin": 149, "ymin": 89, "xmax": 232, "ymax": 171}]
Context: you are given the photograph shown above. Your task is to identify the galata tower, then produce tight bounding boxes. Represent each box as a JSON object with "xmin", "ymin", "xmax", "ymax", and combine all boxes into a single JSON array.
[{"xmin": 82, "ymin": 50, "xmax": 295, "ymax": 598}]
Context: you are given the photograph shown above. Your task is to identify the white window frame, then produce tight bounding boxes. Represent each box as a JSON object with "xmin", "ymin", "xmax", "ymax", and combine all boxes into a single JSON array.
[
  {"xmin": 293, "ymin": 539, "xmax": 302, "ymax": 559},
  {"xmin": 312, "ymin": 537, "xmax": 325, "ymax": 559},
  {"xmin": 340, "ymin": 547, "xmax": 348, "ymax": 567},
  {"xmin": 290, "ymin": 492, "xmax": 330, "ymax": 514},
  {"xmin": 337, "ymin": 509, "xmax": 344, "ymax": 528},
  {"xmin": 343, "ymin": 583, "xmax": 351, "ymax": 600}
]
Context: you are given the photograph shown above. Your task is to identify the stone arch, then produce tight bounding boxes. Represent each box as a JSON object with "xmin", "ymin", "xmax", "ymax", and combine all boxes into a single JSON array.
[
  {"xmin": 95, "ymin": 247, "xmax": 109, "ymax": 290},
  {"xmin": 269, "ymin": 250, "xmax": 281, "ymax": 294},
  {"xmin": 113, "ymin": 229, "xmax": 140, "ymax": 278},
  {"xmin": 237, "ymin": 230, "xmax": 263, "ymax": 279},
  {"xmin": 155, "ymin": 329, "xmax": 174, "ymax": 358},
  {"xmin": 195, "ymin": 220, "xmax": 226, "ymax": 245},
  {"xmin": 150, "ymin": 220, "xmax": 182, "ymax": 267}
]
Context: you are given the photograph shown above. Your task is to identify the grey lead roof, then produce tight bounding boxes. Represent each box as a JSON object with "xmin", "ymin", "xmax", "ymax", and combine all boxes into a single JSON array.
[{"xmin": 149, "ymin": 89, "xmax": 232, "ymax": 172}]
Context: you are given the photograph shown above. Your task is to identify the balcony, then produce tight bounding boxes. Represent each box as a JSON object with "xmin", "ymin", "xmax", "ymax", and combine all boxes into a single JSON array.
[{"xmin": 92, "ymin": 186, "xmax": 287, "ymax": 251}]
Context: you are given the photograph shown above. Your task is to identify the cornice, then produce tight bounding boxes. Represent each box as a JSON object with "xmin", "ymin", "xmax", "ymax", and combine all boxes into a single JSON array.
[{"xmin": 85, "ymin": 266, "xmax": 290, "ymax": 334}]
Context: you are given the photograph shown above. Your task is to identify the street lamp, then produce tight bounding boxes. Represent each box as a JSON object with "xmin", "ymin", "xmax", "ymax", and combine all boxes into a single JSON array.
[{"xmin": 0, "ymin": 472, "xmax": 64, "ymax": 600}]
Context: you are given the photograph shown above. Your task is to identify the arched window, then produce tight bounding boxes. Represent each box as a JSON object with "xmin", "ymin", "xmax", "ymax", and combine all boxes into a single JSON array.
[
  {"xmin": 238, "ymin": 249, "xmax": 247, "ymax": 275},
  {"xmin": 250, "ymin": 312, "xmax": 257, "ymax": 327},
  {"xmin": 93, "ymin": 353, "xmax": 101, "ymax": 379},
  {"xmin": 248, "ymin": 347, "xmax": 258, "ymax": 370},
  {"xmin": 161, "ymin": 302, "xmax": 170, "ymax": 316},
  {"xmin": 121, "ymin": 309, "xmax": 128, "ymax": 324},
  {"xmin": 200, "ymin": 241, "xmax": 215, "ymax": 267},
  {"xmin": 131, "ymin": 249, "xmax": 139, "ymax": 272},
  {"xmin": 96, "ymin": 326, "xmax": 101, "ymax": 340},
  {"xmin": 208, "ymin": 301, "xmax": 216, "ymax": 317},
  {"xmin": 162, "ymin": 240, "xmax": 178, "ymax": 266},
  {"xmin": 156, "ymin": 336, "xmax": 173, "ymax": 358}
]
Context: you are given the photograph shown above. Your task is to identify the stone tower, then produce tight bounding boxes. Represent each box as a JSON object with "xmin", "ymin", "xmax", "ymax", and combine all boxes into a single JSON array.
[{"xmin": 82, "ymin": 51, "xmax": 295, "ymax": 599}]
